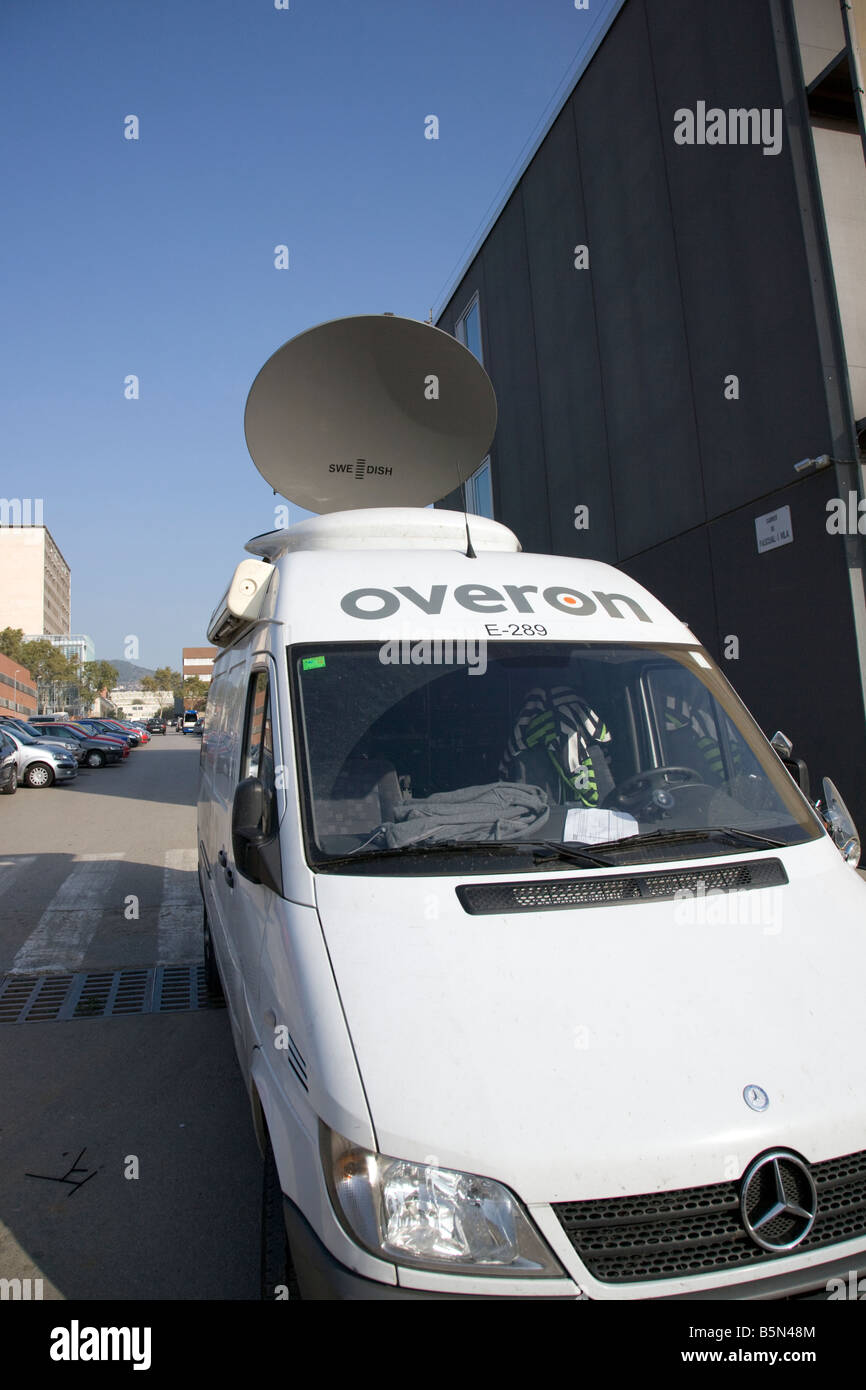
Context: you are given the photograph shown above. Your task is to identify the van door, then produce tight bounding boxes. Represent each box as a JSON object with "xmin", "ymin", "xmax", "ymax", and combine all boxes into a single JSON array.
[
  {"xmin": 207, "ymin": 653, "xmax": 248, "ymax": 1025},
  {"xmin": 218, "ymin": 659, "xmax": 286, "ymax": 1044}
]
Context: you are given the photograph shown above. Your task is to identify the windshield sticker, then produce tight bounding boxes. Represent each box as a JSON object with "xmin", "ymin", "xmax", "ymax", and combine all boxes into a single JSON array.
[{"xmin": 302, "ymin": 656, "xmax": 327, "ymax": 670}]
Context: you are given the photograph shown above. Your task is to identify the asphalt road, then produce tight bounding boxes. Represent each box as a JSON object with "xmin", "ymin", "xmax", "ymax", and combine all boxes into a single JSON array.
[{"xmin": 0, "ymin": 732, "xmax": 261, "ymax": 1299}]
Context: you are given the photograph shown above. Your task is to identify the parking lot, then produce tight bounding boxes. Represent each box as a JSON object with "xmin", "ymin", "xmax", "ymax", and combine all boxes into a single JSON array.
[{"xmin": 0, "ymin": 733, "xmax": 261, "ymax": 1299}]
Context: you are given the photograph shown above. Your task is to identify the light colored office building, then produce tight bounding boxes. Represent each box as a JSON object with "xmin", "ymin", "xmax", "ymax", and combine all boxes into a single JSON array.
[
  {"xmin": 22, "ymin": 633, "xmax": 95, "ymax": 666},
  {"xmin": 0, "ymin": 526, "xmax": 71, "ymax": 635},
  {"xmin": 109, "ymin": 687, "xmax": 173, "ymax": 719}
]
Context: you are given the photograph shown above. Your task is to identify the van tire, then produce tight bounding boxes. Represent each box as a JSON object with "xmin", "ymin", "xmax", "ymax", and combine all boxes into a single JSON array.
[
  {"xmin": 261, "ymin": 1129, "xmax": 302, "ymax": 1301},
  {"xmin": 202, "ymin": 907, "xmax": 224, "ymax": 1001}
]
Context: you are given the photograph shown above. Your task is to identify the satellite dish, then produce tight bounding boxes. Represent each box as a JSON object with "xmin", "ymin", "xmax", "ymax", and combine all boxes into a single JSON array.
[{"xmin": 243, "ymin": 314, "xmax": 497, "ymax": 512}]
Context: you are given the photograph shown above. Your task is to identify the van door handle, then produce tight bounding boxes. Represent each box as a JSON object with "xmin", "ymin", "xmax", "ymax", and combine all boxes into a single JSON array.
[{"xmin": 218, "ymin": 849, "xmax": 227, "ymax": 868}]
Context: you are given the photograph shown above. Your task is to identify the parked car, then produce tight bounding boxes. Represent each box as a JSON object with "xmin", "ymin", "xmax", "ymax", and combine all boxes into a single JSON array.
[
  {"xmin": 182, "ymin": 710, "xmax": 200, "ymax": 734},
  {"xmin": 3, "ymin": 728, "xmax": 78, "ymax": 788},
  {"xmin": 0, "ymin": 715, "xmax": 82, "ymax": 761},
  {"xmin": 110, "ymin": 721, "xmax": 144, "ymax": 741},
  {"xmin": 74, "ymin": 718, "xmax": 137, "ymax": 748},
  {"xmin": 0, "ymin": 729, "xmax": 18, "ymax": 794},
  {"xmin": 97, "ymin": 719, "xmax": 142, "ymax": 746},
  {"xmin": 146, "ymin": 717, "xmax": 167, "ymax": 735},
  {"xmin": 26, "ymin": 720, "xmax": 124, "ymax": 767},
  {"xmin": 67, "ymin": 722, "xmax": 130, "ymax": 757}
]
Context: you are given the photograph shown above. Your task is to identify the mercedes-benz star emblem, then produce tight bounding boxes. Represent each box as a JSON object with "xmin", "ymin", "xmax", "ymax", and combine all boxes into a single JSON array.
[
  {"xmin": 740, "ymin": 1151, "xmax": 818, "ymax": 1252},
  {"xmin": 743, "ymin": 1084, "xmax": 770, "ymax": 1112}
]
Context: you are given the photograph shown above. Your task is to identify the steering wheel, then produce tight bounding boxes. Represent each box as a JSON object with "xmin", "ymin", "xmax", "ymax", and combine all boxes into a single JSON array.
[{"xmin": 605, "ymin": 766, "xmax": 712, "ymax": 812}]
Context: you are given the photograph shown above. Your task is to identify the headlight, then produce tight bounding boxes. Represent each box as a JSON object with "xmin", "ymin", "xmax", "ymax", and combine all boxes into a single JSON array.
[{"xmin": 323, "ymin": 1126, "xmax": 563, "ymax": 1276}]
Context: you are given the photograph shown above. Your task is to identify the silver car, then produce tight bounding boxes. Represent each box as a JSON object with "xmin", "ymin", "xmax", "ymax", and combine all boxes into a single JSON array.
[{"xmin": 4, "ymin": 728, "xmax": 78, "ymax": 788}]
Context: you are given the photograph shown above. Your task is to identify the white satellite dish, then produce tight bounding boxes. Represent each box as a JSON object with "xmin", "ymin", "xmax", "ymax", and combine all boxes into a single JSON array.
[{"xmin": 243, "ymin": 314, "xmax": 497, "ymax": 513}]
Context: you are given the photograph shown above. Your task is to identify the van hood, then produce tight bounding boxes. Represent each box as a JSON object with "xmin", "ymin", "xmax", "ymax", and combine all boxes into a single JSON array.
[{"xmin": 314, "ymin": 837, "xmax": 866, "ymax": 1203}]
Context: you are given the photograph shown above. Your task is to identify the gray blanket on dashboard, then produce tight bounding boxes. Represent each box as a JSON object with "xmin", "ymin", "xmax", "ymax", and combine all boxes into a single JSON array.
[{"xmin": 381, "ymin": 782, "xmax": 549, "ymax": 848}]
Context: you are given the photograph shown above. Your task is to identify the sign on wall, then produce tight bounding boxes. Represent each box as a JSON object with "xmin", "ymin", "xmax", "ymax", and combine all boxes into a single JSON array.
[{"xmin": 755, "ymin": 505, "xmax": 793, "ymax": 553}]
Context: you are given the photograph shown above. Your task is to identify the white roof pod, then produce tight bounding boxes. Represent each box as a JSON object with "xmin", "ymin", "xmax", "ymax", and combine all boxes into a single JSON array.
[
  {"xmin": 243, "ymin": 314, "xmax": 498, "ymax": 513},
  {"xmin": 244, "ymin": 507, "xmax": 521, "ymax": 560},
  {"xmin": 207, "ymin": 557, "xmax": 275, "ymax": 647}
]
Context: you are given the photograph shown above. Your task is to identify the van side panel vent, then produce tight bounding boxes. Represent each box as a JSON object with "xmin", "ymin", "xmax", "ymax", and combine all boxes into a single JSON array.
[
  {"xmin": 456, "ymin": 859, "xmax": 788, "ymax": 915},
  {"xmin": 286, "ymin": 1032, "xmax": 309, "ymax": 1092}
]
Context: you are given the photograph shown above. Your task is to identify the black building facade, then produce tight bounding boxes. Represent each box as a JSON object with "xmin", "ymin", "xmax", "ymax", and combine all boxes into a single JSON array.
[{"xmin": 436, "ymin": 0, "xmax": 866, "ymax": 829}]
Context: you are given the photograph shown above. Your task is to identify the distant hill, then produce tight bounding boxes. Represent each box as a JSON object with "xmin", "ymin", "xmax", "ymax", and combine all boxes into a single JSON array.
[{"xmin": 105, "ymin": 659, "xmax": 158, "ymax": 689}]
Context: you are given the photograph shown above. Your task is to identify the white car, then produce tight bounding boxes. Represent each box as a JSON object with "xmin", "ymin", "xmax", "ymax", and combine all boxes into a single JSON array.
[{"xmin": 197, "ymin": 315, "xmax": 866, "ymax": 1301}]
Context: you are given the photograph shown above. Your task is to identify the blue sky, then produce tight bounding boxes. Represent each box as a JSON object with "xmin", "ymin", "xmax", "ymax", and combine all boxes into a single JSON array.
[{"xmin": 2, "ymin": 0, "xmax": 617, "ymax": 671}]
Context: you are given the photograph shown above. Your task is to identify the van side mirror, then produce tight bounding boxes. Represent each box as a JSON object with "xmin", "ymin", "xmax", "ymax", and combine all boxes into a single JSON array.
[
  {"xmin": 815, "ymin": 777, "xmax": 860, "ymax": 867},
  {"xmin": 770, "ymin": 730, "xmax": 810, "ymax": 799},
  {"xmin": 232, "ymin": 776, "xmax": 283, "ymax": 893}
]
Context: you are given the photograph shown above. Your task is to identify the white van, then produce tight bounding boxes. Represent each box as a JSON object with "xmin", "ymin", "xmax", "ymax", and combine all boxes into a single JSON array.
[{"xmin": 198, "ymin": 316, "xmax": 866, "ymax": 1300}]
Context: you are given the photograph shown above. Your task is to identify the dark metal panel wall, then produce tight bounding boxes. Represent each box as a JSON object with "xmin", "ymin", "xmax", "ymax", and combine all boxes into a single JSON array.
[
  {"xmin": 619, "ymin": 528, "xmax": 720, "ymax": 655},
  {"xmin": 644, "ymin": 0, "xmax": 833, "ymax": 518},
  {"xmin": 572, "ymin": 0, "xmax": 706, "ymax": 559},
  {"xmin": 479, "ymin": 193, "xmax": 552, "ymax": 554},
  {"xmin": 521, "ymin": 103, "xmax": 617, "ymax": 561},
  {"xmin": 707, "ymin": 471, "xmax": 866, "ymax": 828}
]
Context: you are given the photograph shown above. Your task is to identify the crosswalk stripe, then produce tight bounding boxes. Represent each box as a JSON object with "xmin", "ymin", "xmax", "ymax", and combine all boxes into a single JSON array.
[
  {"xmin": 157, "ymin": 848, "xmax": 202, "ymax": 963},
  {"xmin": 9, "ymin": 854, "xmax": 125, "ymax": 974},
  {"xmin": 0, "ymin": 857, "xmax": 37, "ymax": 900}
]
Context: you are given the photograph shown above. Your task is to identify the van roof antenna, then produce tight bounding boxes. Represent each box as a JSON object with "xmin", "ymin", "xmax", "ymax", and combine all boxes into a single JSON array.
[{"xmin": 456, "ymin": 461, "xmax": 476, "ymax": 558}]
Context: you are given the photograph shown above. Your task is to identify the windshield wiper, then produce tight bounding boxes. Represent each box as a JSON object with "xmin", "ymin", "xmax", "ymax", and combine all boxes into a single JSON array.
[
  {"xmin": 588, "ymin": 826, "xmax": 787, "ymax": 854},
  {"xmin": 521, "ymin": 841, "xmax": 614, "ymax": 868},
  {"xmin": 319, "ymin": 839, "xmax": 567, "ymax": 868}
]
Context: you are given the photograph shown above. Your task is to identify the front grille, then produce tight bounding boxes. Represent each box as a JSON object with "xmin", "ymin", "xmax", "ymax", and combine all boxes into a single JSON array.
[
  {"xmin": 552, "ymin": 1149, "xmax": 866, "ymax": 1284},
  {"xmin": 457, "ymin": 858, "xmax": 787, "ymax": 915}
]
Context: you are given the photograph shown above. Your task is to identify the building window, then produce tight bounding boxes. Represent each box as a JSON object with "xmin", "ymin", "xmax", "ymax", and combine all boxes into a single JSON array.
[
  {"xmin": 465, "ymin": 456, "xmax": 494, "ymax": 518},
  {"xmin": 455, "ymin": 293, "xmax": 483, "ymax": 364}
]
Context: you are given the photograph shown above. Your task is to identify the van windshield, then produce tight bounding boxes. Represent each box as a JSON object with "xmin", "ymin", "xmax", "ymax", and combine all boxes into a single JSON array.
[{"xmin": 289, "ymin": 641, "xmax": 821, "ymax": 872}]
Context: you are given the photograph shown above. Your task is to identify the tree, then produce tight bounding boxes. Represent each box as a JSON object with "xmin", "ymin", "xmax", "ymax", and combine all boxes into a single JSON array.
[
  {"xmin": 76, "ymin": 660, "xmax": 120, "ymax": 713},
  {"xmin": 19, "ymin": 641, "xmax": 81, "ymax": 713},
  {"xmin": 0, "ymin": 628, "xmax": 26, "ymax": 664},
  {"xmin": 182, "ymin": 676, "xmax": 208, "ymax": 709},
  {"xmin": 20, "ymin": 639, "xmax": 72, "ymax": 685},
  {"xmin": 143, "ymin": 667, "xmax": 181, "ymax": 696},
  {"xmin": 85, "ymin": 660, "xmax": 120, "ymax": 693}
]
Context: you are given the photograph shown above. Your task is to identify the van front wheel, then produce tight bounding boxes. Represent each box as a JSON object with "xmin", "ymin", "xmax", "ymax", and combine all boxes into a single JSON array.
[{"xmin": 261, "ymin": 1131, "xmax": 302, "ymax": 1301}]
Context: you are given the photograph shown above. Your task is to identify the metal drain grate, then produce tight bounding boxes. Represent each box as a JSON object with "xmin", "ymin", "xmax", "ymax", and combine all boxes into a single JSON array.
[{"xmin": 0, "ymin": 964, "xmax": 221, "ymax": 1024}]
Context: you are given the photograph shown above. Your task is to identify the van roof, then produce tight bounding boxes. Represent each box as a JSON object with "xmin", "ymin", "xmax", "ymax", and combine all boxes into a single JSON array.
[{"xmin": 245, "ymin": 508, "xmax": 521, "ymax": 559}]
